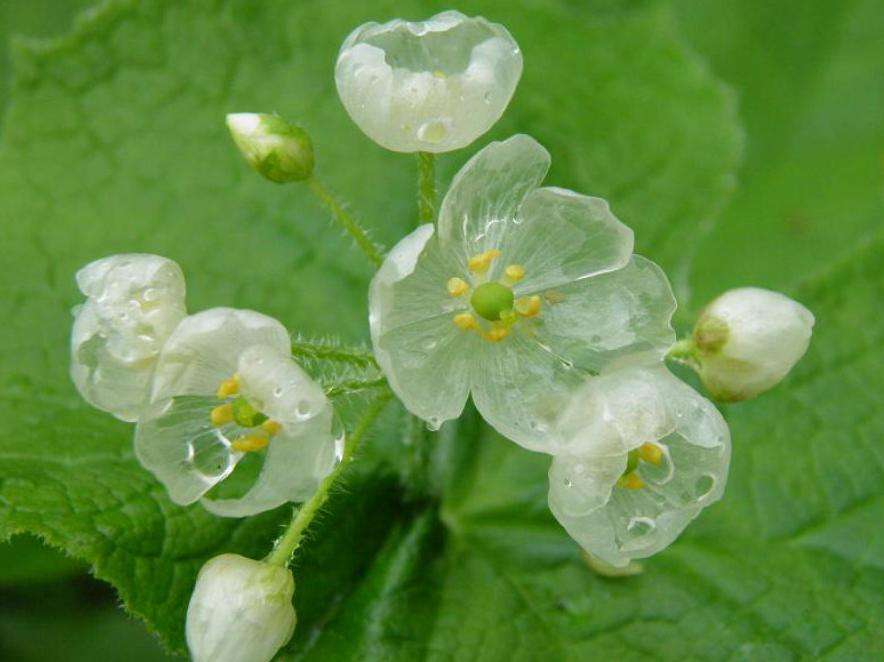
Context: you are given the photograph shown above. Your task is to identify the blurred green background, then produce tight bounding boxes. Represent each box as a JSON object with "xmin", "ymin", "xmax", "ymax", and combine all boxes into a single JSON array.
[{"xmin": 1, "ymin": 0, "xmax": 881, "ymax": 660}]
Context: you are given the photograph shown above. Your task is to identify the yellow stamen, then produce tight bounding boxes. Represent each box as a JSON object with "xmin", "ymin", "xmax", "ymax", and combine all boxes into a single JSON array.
[
  {"xmin": 638, "ymin": 442, "xmax": 664, "ymax": 466},
  {"xmin": 433, "ymin": 70, "xmax": 446, "ymax": 79},
  {"xmin": 504, "ymin": 264, "xmax": 525, "ymax": 283},
  {"xmin": 544, "ymin": 290, "xmax": 566, "ymax": 304},
  {"xmin": 467, "ymin": 249, "xmax": 501, "ymax": 274},
  {"xmin": 515, "ymin": 295, "xmax": 542, "ymax": 318},
  {"xmin": 453, "ymin": 313, "xmax": 478, "ymax": 330},
  {"xmin": 216, "ymin": 375, "xmax": 240, "ymax": 398},
  {"xmin": 210, "ymin": 403, "xmax": 234, "ymax": 426},
  {"xmin": 447, "ymin": 277, "xmax": 470, "ymax": 297},
  {"xmin": 618, "ymin": 472, "xmax": 644, "ymax": 490},
  {"xmin": 231, "ymin": 435, "xmax": 269, "ymax": 453},
  {"xmin": 485, "ymin": 326, "xmax": 509, "ymax": 342},
  {"xmin": 261, "ymin": 420, "xmax": 282, "ymax": 436}
]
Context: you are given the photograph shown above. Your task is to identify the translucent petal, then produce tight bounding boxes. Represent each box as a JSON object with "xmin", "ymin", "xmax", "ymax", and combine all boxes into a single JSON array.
[
  {"xmin": 70, "ymin": 254, "xmax": 186, "ymax": 421},
  {"xmin": 528, "ymin": 256, "xmax": 676, "ymax": 376},
  {"xmin": 135, "ymin": 395, "xmax": 240, "ymax": 505},
  {"xmin": 201, "ymin": 346, "xmax": 337, "ymax": 517},
  {"xmin": 436, "ymin": 134, "xmax": 550, "ymax": 258},
  {"xmin": 369, "ymin": 224, "xmax": 472, "ymax": 427},
  {"xmin": 335, "ymin": 11, "xmax": 522, "ymax": 153},
  {"xmin": 150, "ymin": 308, "xmax": 290, "ymax": 401},
  {"xmin": 548, "ymin": 366, "xmax": 731, "ymax": 567},
  {"xmin": 470, "ymin": 331, "xmax": 585, "ymax": 453},
  {"xmin": 202, "ymin": 407, "xmax": 336, "ymax": 518},
  {"xmin": 504, "ymin": 187, "xmax": 634, "ymax": 293}
]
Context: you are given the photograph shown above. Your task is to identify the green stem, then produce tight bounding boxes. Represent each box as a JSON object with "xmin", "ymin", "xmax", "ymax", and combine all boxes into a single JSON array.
[
  {"xmin": 416, "ymin": 152, "xmax": 437, "ymax": 226},
  {"xmin": 290, "ymin": 338, "xmax": 378, "ymax": 369},
  {"xmin": 325, "ymin": 376, "xmax": 388, "ymax": 398},
  {"xmin": 265, "ymin": 390, "xmax": 393, "ymax": 568},
  {"xmin": 307, "ymin": 177, "xmax": 384, "ymax": 267}
]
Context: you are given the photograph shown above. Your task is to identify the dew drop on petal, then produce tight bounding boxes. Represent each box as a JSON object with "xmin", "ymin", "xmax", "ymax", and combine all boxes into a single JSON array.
[
  {"xmin": 426, "ymin": 416, "xmax": 442, "ymax": 431},
  {"xmin": 626, "ymin": 516, "xmax": 656, "ymax": 538}
]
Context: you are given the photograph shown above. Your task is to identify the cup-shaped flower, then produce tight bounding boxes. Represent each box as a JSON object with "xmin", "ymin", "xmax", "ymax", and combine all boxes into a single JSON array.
[
  {"xmin": 186, "ymin": 553, "xmax": 296, "ymax": 662},
  {"xmin": 369, "ymin": 134, "xmax": 676, "ymax": 451},
  {"xmin": 548, "ymin": 365, "xmax": 731, "ymax": 567},
  {"xmin": 226, "ymin": 113, "xmax": 315, "ymax": 183},
  {"xmin": 685, "ymin": 287, "xmax": 815, "ymax": 401},
  {"xmin": 135, "ymin": 308, "xmax": 337, "ymax": 517},
  {"xmin": 335, "ymin": 10, "xmax": 522, "ymax": 153},
  {"xmin": 70, "ymin": 254, "xmax": 186, "ymax": 421}
]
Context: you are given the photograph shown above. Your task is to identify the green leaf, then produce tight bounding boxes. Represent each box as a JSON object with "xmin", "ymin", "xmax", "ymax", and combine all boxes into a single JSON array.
[{"xmin": 23, "ymin": 0, "xmax": 884, "ymax": 659}]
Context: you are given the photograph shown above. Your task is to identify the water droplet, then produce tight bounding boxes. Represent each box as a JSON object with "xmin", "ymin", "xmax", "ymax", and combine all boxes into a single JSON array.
[
  {"xmin": 694, "ymin": 474, "xmax": 715, "ymax": 500},
  {"xmin": 422, "ymin": 339, "xmax": 438, "ymax": 351},
  {"xmin": 426, "ymin": 416, "xmax": 442, "ymax": 431},
  {"xmin": 273, "ymin": 386, "xmax": 283, "ymax": 398},
  {"xmin": 142, "ymin": 288, "xmax": 159, "ymax": 302},
  {"xmin": 483, "ymin": 91, "xmax": 492, "ymax": 103},
  {"xmin": 296, "ymin": 400, "xmax": 313, "ymax": 419},
  {"xmin": 563, "ymin": 478, "xmax": 572, "ymax": 488},
  {"xmin": 417, "ymin": 119, "xmax": 449, "ymax": 144},
  {"xmin": 529, "ymin": 419, "xmax": 548, "ymax": 433},
  {"xmin": 590, "ymin": 334, "xmax": 602, "ymax": 343},
  {"xmin": 626, "ymin": 516, "xmax": 655, "ymax": 537}
]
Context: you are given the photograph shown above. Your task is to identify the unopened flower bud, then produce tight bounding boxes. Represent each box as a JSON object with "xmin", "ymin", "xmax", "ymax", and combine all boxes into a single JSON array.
[
  {"xmin": 226, "ymin": 113, "xmax": 314, "ymax": 183},
  {"xmin": 186, "ymin": 554, "xmax": 296, "ymax": 662},
  {"xmin": 690, "ymin": 287, "xmax": 814, "ymax": 401}
]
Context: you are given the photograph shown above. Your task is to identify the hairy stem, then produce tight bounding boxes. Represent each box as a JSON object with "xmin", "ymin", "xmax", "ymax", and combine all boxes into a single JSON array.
[
  {"xmin": 265, "ymin": 390, "xmax": 393, "ymax": 568},
  {"xmin": 416, "ymin": 152, "xmax": 437, "ymax": 226},
  {"xmin": 307, "ymin": 176, "xmax": 384, "ymax": 267}
]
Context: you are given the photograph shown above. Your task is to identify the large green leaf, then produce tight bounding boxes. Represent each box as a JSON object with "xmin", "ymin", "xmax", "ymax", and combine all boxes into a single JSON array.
[{"xmin": 6, "ymin": 0, "xmax": 879, "ymax": 660}]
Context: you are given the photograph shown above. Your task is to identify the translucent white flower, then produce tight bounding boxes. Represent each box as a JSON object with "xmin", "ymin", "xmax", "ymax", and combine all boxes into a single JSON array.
[
  {"xmin": 186, "ymin": 553, "xmax": 296, "ymax": 662},
  {"xmin": 335, "ymin": 10, "xmax": 522, "ymax": 153},
  {"xmin": 548, "ymin": 365, "xmax": 731, "ymax": 568},
  {"xmin": 70, "ymin": 254, "xmax": 186, "ymax": 421},
  {"xmin": 226, "ymin": 113, "xmax": 314, "ymax": 183},
  {"xmin": 686, "ymin": 287, "xmax": 815, "ymax": 401},
  {"xmin": 369, "ymin": 135, "xmax": 676, "ymax": 451},
  {"xmin": 135, "ymin": 308, "xmax": 337, "ymax": 517}
]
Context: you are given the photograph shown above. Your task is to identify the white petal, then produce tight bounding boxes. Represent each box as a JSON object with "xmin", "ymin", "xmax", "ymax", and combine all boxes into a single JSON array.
[
  {"xmin": 186, "ymin": 554, "xmax": 296, "ymax": 662},
  {"xmin": 695, "ymin": 287, "xmax": 815, "ymax": 400},
  {"xmin": 201, "ymin": 346, "xmax": 337, "ymax": 517},
  {"xmin": 70, "ymin": 254, "xmax": 186, "ymax": 421},
  {"xmin": 470, "ymin": 331, "xmax": 584, "ymax": 453},
  {"xmin": 369, "ymin": 224, "xmax": 472, "ymax": 427},
  {"xmin": 506, "ymin": 188, "xmax": 634, "ymax": 293},
  {"xmin": 135, "ymin": 395, "xmax": 239, "ymax": 505},
  {"xmin": 335, "ymin": 11, "xmax": 522, "ymax": 152},
  {"xmin": 548, "ymin": 366, "xmax": 731, "ymax": 567},
  {"xmin": 150, "ymin": 308, "xmax": 290, "ymax": 402},
  {"xmin": 437, "ymin": 134, "xmax": 550, "ymax": 257},
  {"xmin": 202, "ymin": 407, "xmax": 336, "ymax": 518},
  {"xmin": 529, "ymin": 256, "xmax": 676, "ymax": 374}
]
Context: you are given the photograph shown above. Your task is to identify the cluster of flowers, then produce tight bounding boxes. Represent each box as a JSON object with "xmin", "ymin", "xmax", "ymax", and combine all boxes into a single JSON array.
[{"xmin": 69, "ymin": 11, "xmax": 814, "ymax": 662}]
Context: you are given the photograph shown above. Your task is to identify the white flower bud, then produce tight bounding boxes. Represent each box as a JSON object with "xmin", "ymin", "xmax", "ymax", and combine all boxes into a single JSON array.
[
  {"xmin": 691, "ymin": 287, "xmax": 815, "ymax": 401},
  {"xmin": 186, "ymin": 554, "xmax": 296, "ymax": 662},
  {"xmin": 227, "ymin": 113, "xmax": 314, "ymax": 183},
  {"xmin": 70, "ymin": 254, "xmax": 186, "ymax": 421},
  {"xmin": 335, "ymin": 11, "xmax": 522, "ymax": 153}
]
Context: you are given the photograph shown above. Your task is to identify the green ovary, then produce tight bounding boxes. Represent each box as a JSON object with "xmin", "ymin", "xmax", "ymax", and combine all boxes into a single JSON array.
[{"xmin": 470, "ymin": 282, "xmax": 515, "ymax": 321}]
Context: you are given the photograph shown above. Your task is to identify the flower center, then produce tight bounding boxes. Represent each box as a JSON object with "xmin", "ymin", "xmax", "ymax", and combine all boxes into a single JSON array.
[
  {"xmin": 446, "ymin": 247, "xmax": 554, "ymax": 342},
  {"xmin": 470, "ymin": 282, "xmax": 514, "ymax": 321},
  {"xmin": 209, "ymin": 374, "xmax": 282, "ymax": 453},
  {"xmin": 617, "ymin": 443, "xmax": 664, "ymax": 490}
]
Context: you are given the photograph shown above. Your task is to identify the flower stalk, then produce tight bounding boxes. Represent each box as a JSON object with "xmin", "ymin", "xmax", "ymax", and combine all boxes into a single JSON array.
[
  {"xmin": 307, "ymin": 177, "xmax": 385, "ymax": 267},
  {"xmin": 417, "ymin": 152, "xmax": 437, "ymax": 226},
  {"xmin": 265, "ymin": 389, "xmax": 393, "ymax": 567}
]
